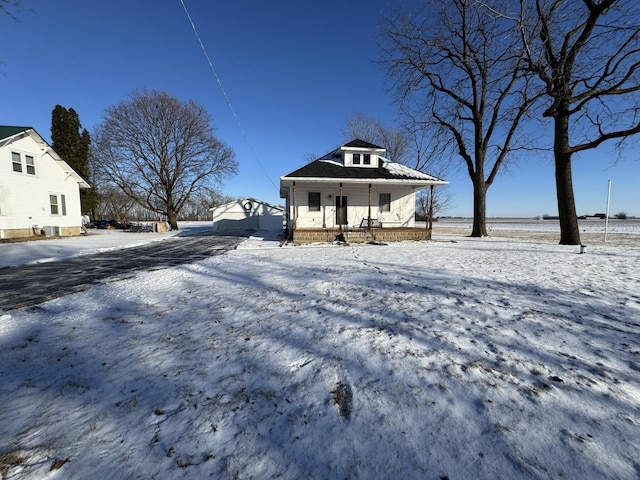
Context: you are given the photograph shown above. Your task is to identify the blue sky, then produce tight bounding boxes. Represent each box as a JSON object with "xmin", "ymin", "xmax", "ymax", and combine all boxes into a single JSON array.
[{"xmin": 2, "ymin": 0, "xmax": 638, "ymax": 217}]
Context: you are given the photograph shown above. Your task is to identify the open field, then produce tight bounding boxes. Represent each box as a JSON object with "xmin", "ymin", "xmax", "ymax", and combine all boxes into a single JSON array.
[{"xmin": 432, "ymin": 218, "xmax": 640, "ymax": 249}]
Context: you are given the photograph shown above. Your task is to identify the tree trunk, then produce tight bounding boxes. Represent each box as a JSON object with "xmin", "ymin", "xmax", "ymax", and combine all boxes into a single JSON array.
[
  {"xmin": 471, "ymin": 177, "xmax": 488, "ymax": 237},
  {"xmin": 167, "ymin": 209, "xmax": 179, "ymax": 231},
  {"xmin": 553, "ymin": 114, "xmax": 581, "ymax": 245}
]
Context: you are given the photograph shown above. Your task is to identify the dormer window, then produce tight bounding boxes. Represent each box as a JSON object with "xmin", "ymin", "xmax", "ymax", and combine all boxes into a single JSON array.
[{"xmin": 340, "ymin": 140, "xmax": 383, "ymax": 167}]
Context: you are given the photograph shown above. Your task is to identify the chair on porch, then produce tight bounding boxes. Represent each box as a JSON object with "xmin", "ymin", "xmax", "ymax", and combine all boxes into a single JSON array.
[{"xmin": 359, "ymin": 218, "xmax": 382, "ymax": 228}]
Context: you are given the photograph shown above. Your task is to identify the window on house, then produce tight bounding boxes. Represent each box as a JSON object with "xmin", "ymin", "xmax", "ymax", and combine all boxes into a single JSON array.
[
  {"xmin": 61, "ymin": 194, "xmax": 67, "ymax": 216},
  {"xmin": 50, "ymin": 195, "xmax": 59, "ymax": 215},
  {"xmin": 12, "ymin": 152, "xmax": 22, "ymax": 172},
  {"xmin": 25, "ymin": 155, "xmax": 36, "ymax": 175},
  {"xmin": 379, "ymin": 193, "xmax": 391, "ymax": 212},
  {"xmin": 353, "ymin": 153, "xmax": 361, "ymax": 165},
  {"xmin": 308, "ymin": 192, "xmax": 321, "ymax": 211},
  {"xmin": 363, "ymin": 154, "xmax": 371, "ymax": 165}
]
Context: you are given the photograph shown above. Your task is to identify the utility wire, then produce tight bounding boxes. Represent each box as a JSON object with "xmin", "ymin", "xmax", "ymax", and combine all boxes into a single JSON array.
[{"xmin": 179, "ymin": 0, "xmax": 279, "ymax": 191}]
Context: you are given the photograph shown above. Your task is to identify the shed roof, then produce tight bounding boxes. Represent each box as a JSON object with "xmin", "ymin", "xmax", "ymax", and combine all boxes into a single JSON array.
[{"xmin": 210, "ymin": 197, "xmax": 284, "ymax": 212}]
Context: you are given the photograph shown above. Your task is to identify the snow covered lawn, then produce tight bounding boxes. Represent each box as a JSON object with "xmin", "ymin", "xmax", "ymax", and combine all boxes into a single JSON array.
[{"xmin": 1, "ymin": 233, "xmax": 639, "ymax": 479}]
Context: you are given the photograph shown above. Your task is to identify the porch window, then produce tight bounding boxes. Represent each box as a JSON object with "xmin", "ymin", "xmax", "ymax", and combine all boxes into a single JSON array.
[
  {"xmin": 25, "ymin": 155, "xmax": 36, "ymax": 175},
  {"xmin": 12, "ymin": 152, "xmax": 22, "ymax": 172},
  {"xmin": 308, "ymin": 192, "xmax": 321, "ymax": 211},
  {"xmin": 379, "ymin": 193, "xmax": 391, "ymax": 212}
]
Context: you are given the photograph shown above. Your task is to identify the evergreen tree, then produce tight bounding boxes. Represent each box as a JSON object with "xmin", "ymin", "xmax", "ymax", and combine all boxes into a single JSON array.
[{"xmin": 51, "ymin": 105, "xmax": 99, "ymax": 215}]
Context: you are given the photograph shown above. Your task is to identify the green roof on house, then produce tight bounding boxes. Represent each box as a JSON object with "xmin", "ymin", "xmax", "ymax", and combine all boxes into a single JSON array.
[{"xmin": 0, "ymin": 126, "xmax": 32, "ymax": 140}]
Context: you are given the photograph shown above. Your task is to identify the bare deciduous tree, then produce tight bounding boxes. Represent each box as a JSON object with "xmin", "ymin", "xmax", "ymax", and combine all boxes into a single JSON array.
[
  {"xmin": 343, "ymin": 112, "xmax": 452, "ymax": 218},
  {"xmin": 180, "ymin": 188, "xmax": 234, "ymax": 221},
  {"xmin": 515, "ymin": 0, "xmax": 640, "ymax": 244},
  {"xmin": 94, "ymin": 89, "xmax": 237, "ymax": 230},
  {"xmin": 343, "ymin": 112, "xmax": 410, "ymax": 163},
  {"xmin": 381, "ymin": 0, "xmax": 539, "ymax": 236},
  {"xmin": 95, "ymin": 185, "xmax": 137, "ymax": 223}
]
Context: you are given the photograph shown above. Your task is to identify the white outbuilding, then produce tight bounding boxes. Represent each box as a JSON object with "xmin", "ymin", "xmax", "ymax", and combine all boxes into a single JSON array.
[{"xmin": 211, "ymin": 197, "xmax": 284, "ymax": 232}]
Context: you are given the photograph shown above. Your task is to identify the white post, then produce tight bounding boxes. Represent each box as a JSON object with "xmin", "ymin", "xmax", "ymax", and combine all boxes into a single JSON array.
[{"xmin": 604, "ymin": 179, "xmax": 611, "ymax": 242}]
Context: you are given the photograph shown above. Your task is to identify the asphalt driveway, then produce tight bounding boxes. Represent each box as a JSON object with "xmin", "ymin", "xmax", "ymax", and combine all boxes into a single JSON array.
[{"xmin": 0, "ymin": 231, "xmax": 250, "ymax": 311}]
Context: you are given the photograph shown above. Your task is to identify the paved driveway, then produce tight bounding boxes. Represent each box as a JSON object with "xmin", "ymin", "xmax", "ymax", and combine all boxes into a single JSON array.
[{"xmin": 0, "ymin": 232, "xmax": 250, "ymax": 311}]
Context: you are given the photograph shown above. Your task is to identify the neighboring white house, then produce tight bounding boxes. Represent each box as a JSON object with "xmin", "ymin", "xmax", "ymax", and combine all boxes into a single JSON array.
[
  {"xmin": 0, "ymin": 126, "xmax": 90, "ymax": 239},
  {"xmin": 211, "ymin": 197, "xmax": 284, "ymax": 231},
  {"xmin": 279, "ymin": 139, "xmax": 448, "ymax": 244}
]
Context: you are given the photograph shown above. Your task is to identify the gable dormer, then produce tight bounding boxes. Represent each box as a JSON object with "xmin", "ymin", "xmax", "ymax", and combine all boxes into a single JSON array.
[{"xmin": 341, "ymin": 139, "xmax": 385, "ymax": 168}]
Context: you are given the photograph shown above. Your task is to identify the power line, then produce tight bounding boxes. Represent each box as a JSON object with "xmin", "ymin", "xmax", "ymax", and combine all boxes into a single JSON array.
[{"xmin": 178, "ymin": 0, "xmax": 278, "ymax": 191}]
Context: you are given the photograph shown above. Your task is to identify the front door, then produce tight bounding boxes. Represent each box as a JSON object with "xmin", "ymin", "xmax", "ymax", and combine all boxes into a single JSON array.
[{"xmin": 335, "ymin": 196, "xmax": 348, "ymax": 226}]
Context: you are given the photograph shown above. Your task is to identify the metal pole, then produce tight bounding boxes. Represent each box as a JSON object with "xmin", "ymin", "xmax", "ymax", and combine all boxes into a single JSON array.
[{"xmin": 604, "ymin": 179, "xmax": 611, "ymax": 242}]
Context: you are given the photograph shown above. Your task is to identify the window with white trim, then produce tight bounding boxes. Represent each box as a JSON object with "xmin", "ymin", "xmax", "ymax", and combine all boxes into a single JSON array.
[
  {"xmin": 308, "ymin": 192, "xmax": 321, "ymax": 212},
  {"xmin": 353, "ymin": 153, "xmax": 361, "ymax": 165},
  {"xmin": 10, "ymin": 151, "xmax": 36, "ymax": 175},
  {"xmin": 12, "ymin": 152, "xmax": 22, "ymax": 172},
  {"xmin": 25, "ymin": 155, "xmax": 36, "ymax": 175},
  {"xmin": 50, "ymin": 195, "xmax": 59, "ymax": 215},
  {"xmin": 363, "ymin": 153, "xmax": 371, "ymax": 165},
  {"xmin": 379, "ymin": 193, "xmax": 391, "ymax": 212},
  {"xmin": 49, "ymin": 194, "xmax": 67, "ymax": 216}
]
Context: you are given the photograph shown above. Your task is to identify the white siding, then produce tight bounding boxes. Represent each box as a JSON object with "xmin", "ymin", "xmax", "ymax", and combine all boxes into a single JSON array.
[
  {"xmin": 289, "ymin": 182, "xmax": 417, "ymax": 229},
  {"xmin": 0, "ymin": 134, "xmax": 83, "ymax": 234}
]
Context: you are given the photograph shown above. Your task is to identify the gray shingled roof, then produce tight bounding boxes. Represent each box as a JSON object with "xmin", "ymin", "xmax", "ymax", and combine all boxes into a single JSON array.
[
  {"xmin": 282, "ymin": 139, "xmax": 446, "ymax": 183},
  {"xmin": 343, "ymin": 139, "xmax": 384, "ymax": 149}
]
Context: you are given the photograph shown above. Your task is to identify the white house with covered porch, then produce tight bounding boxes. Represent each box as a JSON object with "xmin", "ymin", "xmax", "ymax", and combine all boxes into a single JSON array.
[{"xmin": 280, "ymin": 139, "xmax": 448, "ymax": 244}]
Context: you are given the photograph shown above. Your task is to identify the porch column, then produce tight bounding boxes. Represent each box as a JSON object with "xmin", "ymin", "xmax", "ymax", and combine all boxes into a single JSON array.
[
  {"xmin": 339, "ymin": 182, "xmax": 343, "ymax": 232},
  {"xmin": 292, "ymin": 182, "xmax": 297, "ymax": 230},
  {"xmin": 428, "ymin": 185, "xmax": 434, "ymax": 239},
  {"xmin": 367, "ymin": 183, "xmax": 372, "ymax": 229}
]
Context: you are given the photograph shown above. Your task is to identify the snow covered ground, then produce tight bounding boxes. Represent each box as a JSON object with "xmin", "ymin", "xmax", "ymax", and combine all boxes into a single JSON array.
[{"xmin": 1, "ymin": 224, "xmax": 639, "ymax": 479}]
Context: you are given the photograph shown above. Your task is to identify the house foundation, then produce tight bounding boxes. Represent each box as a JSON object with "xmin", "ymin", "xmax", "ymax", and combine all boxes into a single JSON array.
[
  {"xmin": 0, "ymin": 226, "xmax": 81, "ymax": 240},
  {"xmin": 292, "ymin": 227, "xmax": 432, "ymax": 244}
]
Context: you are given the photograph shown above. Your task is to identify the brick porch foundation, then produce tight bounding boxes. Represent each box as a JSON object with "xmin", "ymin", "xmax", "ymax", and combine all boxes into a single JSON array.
[{"xmin": 291, "ymin": 227, "xmax": 432, "ymax": 244}]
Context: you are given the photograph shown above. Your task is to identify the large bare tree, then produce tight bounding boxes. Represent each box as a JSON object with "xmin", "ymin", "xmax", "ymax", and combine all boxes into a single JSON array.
[
  {"xmin": 94, "ymin": 89, "xmax": 237, "ymax": 230},
  {"xmin": 381, "ymin": 0, "xmax": 539, "ymax": 236},
  {"xmin": 515, "ymin": 0, "xmax": 640, "ymax": 244}
]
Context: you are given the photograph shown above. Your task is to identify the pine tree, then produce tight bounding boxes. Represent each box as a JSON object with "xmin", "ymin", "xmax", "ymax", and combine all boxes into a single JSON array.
[{"xmin": 51, "ymin": 105, "xmax": 99, "ymax": 216}]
